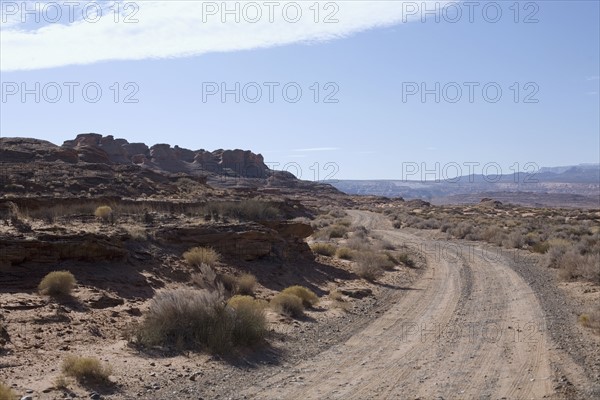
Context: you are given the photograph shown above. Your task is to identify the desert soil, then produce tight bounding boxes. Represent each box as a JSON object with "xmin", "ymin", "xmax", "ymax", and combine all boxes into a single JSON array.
[
  {"xmin": 2, "ymin": 211, "xmax": 599, "ymax": 399},
  {"xmin": 236, "ymin": 210, "xmax": 599, "ymax": 399}
]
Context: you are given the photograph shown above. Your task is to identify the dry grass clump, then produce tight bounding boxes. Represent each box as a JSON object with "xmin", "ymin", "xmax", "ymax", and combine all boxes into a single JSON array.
[
  {"xmin": 503, "ymin": 231, "xmax": 524, "ymax": 249},
  {"xmin": 397, "ymin": 252, "xmax": 416, "ymax": 268},
  {"xmin": 336, "ymin": 247, "xmax": 355, "ymax": 260},
  {"xmin": 226, "ymin": 296, "xmax": 268, "ymax": 346},
  {"xmin": 38, "ymin": 271, "xmax": 76, "ymax": 296},
  {"xmin": 579, "ymin": 309, "xmax": 600, "ymax": 335},
  {"xmin": 236, "ymin": 273, "xmax": 258, "ymax": 295},
  {"xmin": 354, "ymin": 252, "xmax": 385, "ymax": 281},
  {"xmin": 134, "ymin": 289, "xmax": 266, "ymax": 352},
  {"xmin": 94, "ymin": 205, "xmax": 113, "ymax": 222},
  {"xmin": 310, "ymin": 242, "xmax": 336, "ymax": 256},
  {"xmin": 328, "ymin": 224, "xmax": 349, "ymax": 238},
  {"xmin": 328, "ymin": 290, "xmax": 350, "ymax": 311},
  {"xmin": 270, "ymin": 292, "xmax": 305, "ymax": 317},
  {"xmin": 0, "ymin": 382, "xmax": 15, "ymax": 400},
  {"xmin": 281, "ymin": 286, "xmax": 319, "ymax": 308},
  {"xmin": 62, "ymin": 356, "xmax": 111, "ymax": 384},
  {"xmin": 184, "ymin": 246, "xmax": 221, "ymax": 267}
]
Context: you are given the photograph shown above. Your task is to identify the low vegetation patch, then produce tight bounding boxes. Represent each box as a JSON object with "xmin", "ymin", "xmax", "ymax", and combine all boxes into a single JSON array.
[
  {"xmin": 310, "ymin": 242, "xmax": 336, "ymax": 256},
  {"xmin": 38, "ymin": 271, "xmax": 76, "ymax": 296},
  {"xmin": 236, "ymin": 273, "xmax": 258, "ymax": 295},
  {"xmin": 184, "ymin": 246, "xmax": 221, "ymax": 267},
  {"xmin": 281, "ymin": 286, "xmax": 319, "ymax": 308},
  {"xmin": 134, "ymin": 289, "xmax": 266, "ymax": 353},
  {"xmin": 62, "ymin": 356, "xmax": 111, "ymax": 384},
  {"xmin": 0, "ymin": 382, "xmax": 15, "ymax": 400},
  {"xmin": 336, "ymin": 247, "xmax": 355, "ymax": 260},
  {"xmin": 354, "ymin": 252, "xmax": 385, "ymax": 281},
  {"xmin": 270, "ymin": 292, "xmax": 304, "ymax": 318},
  {"xmin": 579, "ymin": 309, "xmax": 600, "ymax": 335},
  {"xmin": 94, "ymin": 205, "xmax": 113, "ymax": 222}
]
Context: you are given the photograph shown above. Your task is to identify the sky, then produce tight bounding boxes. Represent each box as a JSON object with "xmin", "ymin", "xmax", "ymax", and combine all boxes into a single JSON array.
[{"xmin": 0, "ymin": 0, "xmax": 599, "ymax": 180}]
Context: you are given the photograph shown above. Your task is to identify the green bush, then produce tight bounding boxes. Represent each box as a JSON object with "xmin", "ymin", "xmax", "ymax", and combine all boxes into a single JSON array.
[
  {"xmin": 281, "ymin": 286, "xmax": 319, "ymax": 308},
  {"xmin": 38, "ymin": 271, "xmax": 76, "ymax": 296}
]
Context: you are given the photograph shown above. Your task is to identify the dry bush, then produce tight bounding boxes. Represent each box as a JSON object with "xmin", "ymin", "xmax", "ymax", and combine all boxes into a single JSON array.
[
  {"xmin": 236, "ymin": 273, "xmax": 258, "ymax": 295},
  {"xmin": 579, "ymin": 308, "xmax": 600, "ymax": 335},
  {"xmin": 336, "ymin": 247, "xmax": 355, "ymax": 260},
  {"xmin": 328, "ymin": 290, "xmax": 349, "ymax": 311},
  {"xmin": 38, "ymin": 271, "xmax": 76, "ymax": 296},
  {"xmin": 449, "ymin": 222, "xmax": 473, "ymax": 239},
  {"xmin": 94, "ymin": 205, "xmax": 113, "ymax": 222},
  {"xmin": 328, "ymin": 224, "xmax": 349, "ymax": 239},
  {"xmin": 354, "ymin": 252, "xmax": 385, "ymax": 281},
  {"xmin": 219, "ymin": 273, "xmax": 238, "ymax": 293},
  {"xmin": 184, "ymin": 247, "xmax": 221, "ymax": 267},
  {"xmin": 270, "ymin": 293, "xmax": 304, "ymax": 317},
  {"xmin": 0, "ymin": 382, "xmax": 15, "ymax": 400},
  {"xmin": 555, "ymin": 249, "xmax": 599, "ymax": 282},
  {"xmin": 191, "ymin": 264, "xmax": 224, "ymax": 293},
  {"xmin": 398, "ymin": 252, "xmax": 416, "ymax": 268},
  {"xmin": 481, "ymin": 226, "xmax": 505, "ymax": 246},
  {"xmin": 62, "ymin": 356, "xmax": 111, "ymax": 383},
  {"xmin": 352, "ymin": 225, "xmax": 370, "ymax": 239},
  {"xmin": 281, "ymin": 286, "xmax": 319, "ymax": 308},
  {"xmin": 531, "ymin": 241, "xmax": 550, "ymax": 254},
  {"xmin": 346, "ymin": 236, "xmax": 368, "ymax": 251},
  {"xmin": 310, "ymin": 243, "xmax": 336, "ymax": 256},
  {"xmin": 226, "ymin": 296, "xmax": 267, "ymax": 345},
  {"xmin": 377, "ymin": 239, "xmax": 396, "ymax": 251},
  {"xmin": 134, "ymin": 289, "xmax": 266, "ymax": 352},
  {"xmin": 328, "ymin": 209, "xmax": 347, "ymax": 218},
  {"xmin": 125, "ymin": 226, "xmax": 148, "ymax": 241},
  {"xmin": 503, "ymin": 231, "xmax": 524, "ymax": 249}
]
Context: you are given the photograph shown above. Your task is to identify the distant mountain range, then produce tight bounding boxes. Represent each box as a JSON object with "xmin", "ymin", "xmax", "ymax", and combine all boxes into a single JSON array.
[{"xmin": 327, "ymin": 164, "xmax": 599, "ymax": 208}]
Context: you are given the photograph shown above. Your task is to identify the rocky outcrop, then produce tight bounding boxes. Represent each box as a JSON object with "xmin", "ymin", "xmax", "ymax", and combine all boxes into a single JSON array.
[
  {"xmin": 157, "ymin": 221, "xmax": 313, "ymax": 261},
  {"xmin": 0, "ymin": 232, "xmax": 127, "ymax": 267}
]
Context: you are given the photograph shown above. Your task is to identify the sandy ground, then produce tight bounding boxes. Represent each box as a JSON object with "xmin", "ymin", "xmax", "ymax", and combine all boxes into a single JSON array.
[
  {"xmin": 2, "ymin": 211, "xmax": 598, "ymax": 399},
  {"xmin": 237, "ymin": 211, "xmax": 599, "ymax": 399}
]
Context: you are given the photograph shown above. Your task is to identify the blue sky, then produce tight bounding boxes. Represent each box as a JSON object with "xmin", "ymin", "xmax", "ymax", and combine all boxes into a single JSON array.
[{"xmin": 1, "ymin": 1, "xmax": 598, "ymax": 180}]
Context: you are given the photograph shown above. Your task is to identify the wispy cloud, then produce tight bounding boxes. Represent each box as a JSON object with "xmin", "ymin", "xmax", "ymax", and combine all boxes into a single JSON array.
[
  {"xmin": 586, "ymin": 76, "xmax": 600, "ymax": 81},
  {"xmin": 293, "ymin": 147, "xmax": 340, "ymax": 152},
  {"xmin": 0, "ymin": 0, "xmax": 455, "ymax": 71}
]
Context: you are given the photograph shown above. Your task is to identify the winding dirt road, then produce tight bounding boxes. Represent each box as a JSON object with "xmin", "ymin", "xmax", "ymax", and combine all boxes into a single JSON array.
[{"xmin": 239, "ymin": 210, "xmax": 585, "ymax": 399}]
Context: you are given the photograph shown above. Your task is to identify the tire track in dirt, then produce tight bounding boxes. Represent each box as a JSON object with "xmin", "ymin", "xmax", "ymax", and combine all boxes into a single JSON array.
[{"xmin": 239, "ymin": 211, "xmax": 557, "ymax": 399}]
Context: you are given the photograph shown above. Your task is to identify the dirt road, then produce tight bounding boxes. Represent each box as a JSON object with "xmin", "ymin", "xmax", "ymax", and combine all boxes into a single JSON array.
[{"xmin": 240, "ymin": 211, "xmax": 594, "ymax": 399}]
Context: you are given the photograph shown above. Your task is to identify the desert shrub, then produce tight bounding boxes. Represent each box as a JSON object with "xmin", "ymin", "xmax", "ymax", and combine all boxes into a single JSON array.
[
  {"xmin": 134, "ymin": 289, "xmax": 266, "ymax": 352},
  {"xmin": 328, "ymin": 224, "xmax": 349, "ymax": 238},
  {"xmin": 449, "ymin": 222, "xmax": 473, "ymax": 239},
  {"xmin": 310, "ymin": 243, "xmax": 336, "ymax": 256},
  {"xmin": 94, "ymin": 206, "xmax": 113, "ymax": 222},
  {"xmin": 0, "ymin": 382, "xmax": 15, "ymax": 400},
  {"xmin": 38, "ymin": 271, "xmax": 76, "ymax": 296},
  {"xmin": 226, "ymin": 296, "xmax": 267, "ymax": 345},
  {"xmin": 503, "ymin": 231, "xmax": 524, "ymax": 249},
  {"xmin": 377, "ymin": 239, "xmax": 396, "ymax": 251},
  {"xmin": 328, "ymin": 290, "xmax": 349, "ymax": 311},
  {"xmin": 219, "ymin": 273, "xmax": 238, "ymax": 293},
  {"xmin": 281, "ymin": 286, "xmax": 318, "ymax": 308},
  {"xmin": 531, "ymin": 241, "xmax": 550, "ymax": 254},
  {"xmin": 191, "ymin": 264, "xmax": 225, "ymax": 293},
  {"xmin": 336, "ymin": 247, "xmax": 355, "ymax": 260},
  {"xmin": 579, "ymin": 309, "xmax": 600, "ymax": 335},
  {"xmin": 346, "ymin": 236, "xmax": 368, "ymax": 251},
  {"xmin": 62, "ymin": 356, "xmax": 111, "ymax": 383},
  {"xmin": 236, "ymin": 273, "xmax": 257, "ymax": 295},
  {"xmin": 328, "ymin": 209, "xmax": 347, "ymax": 218},
  {"xmin": 481, "ymin": 226, "xmax": 505, "ymax": 245},
  {"xmin": 270, "ymin": 293, "xmax": 304, "ymax": 317},
  {"xmin": 352, "ymin": 225, "xmax": 370, "ymax": 239},
  {"xmin": 354, "ymin": 252, "xmax": 384, "ymax": 281},
  {"xmin": 398, "ymin": 252, "xmax": 416, "ymax": 268},
  {"xmin": 184, "ymin": 247, "xmax": 221, "ymax": 267},
  {"xmin": 555, "ymin": 249, "xmax": 598, "ymax": 282}
]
